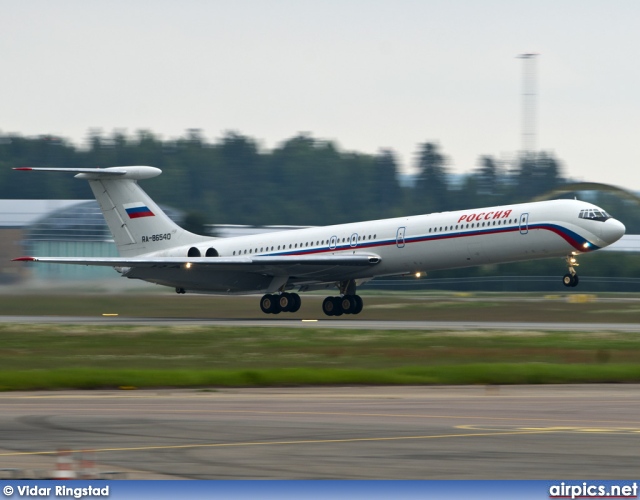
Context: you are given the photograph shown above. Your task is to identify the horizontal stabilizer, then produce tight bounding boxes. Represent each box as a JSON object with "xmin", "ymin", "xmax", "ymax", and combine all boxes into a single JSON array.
[{"xmin": 14, "ymin": 166, "xmax": 161, "ymax": 180}]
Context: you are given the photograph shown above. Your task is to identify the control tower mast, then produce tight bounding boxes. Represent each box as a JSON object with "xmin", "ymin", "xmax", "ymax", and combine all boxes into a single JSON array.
[{"xmin": 518, "ymin": 53, "xmax": 538, "ymax": 155}]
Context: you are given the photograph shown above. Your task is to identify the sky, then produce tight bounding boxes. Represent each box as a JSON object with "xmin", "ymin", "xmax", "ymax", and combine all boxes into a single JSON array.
[{"xmin": 1, "ymin": 0, "xmax": 639, "ymax": 189}]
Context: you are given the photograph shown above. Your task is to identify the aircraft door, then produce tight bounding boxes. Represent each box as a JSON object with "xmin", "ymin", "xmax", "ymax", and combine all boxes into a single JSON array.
[
  {"xmin": 329, "ymin": 236, "xmax": 338, "ymax": 250},
  {"xmin": 396, "ymin": 227, "xmax": 406, "ymax": 248},
  {"xmin": 519, "ymin": 213, "xmax": 529, "ymax": 235},
  {"xmin": 350, "ymin": 233, "xmax": 358, "ymax": 247}
]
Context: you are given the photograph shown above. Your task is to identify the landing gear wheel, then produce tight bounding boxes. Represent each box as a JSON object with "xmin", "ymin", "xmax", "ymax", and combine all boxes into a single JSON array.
[
  {"xmin": 353, "ymin": 295, "xmax": 363, "ymax": 315},
  {"xmin": 289, "ymin": 293, "xmax": 301, "ymax": 313},
  {"xmin": 260, "ymin": 294, "xmax": 281, "ymax": 314},
  {"xmin": 331, "ymin": 297, "xmax": 344, "ymax": 316},
  {"xmin": 279, "ymin": 293, "xmax": 292, "ymax": 312},
  {"xmin": 562, "ymin": 273, "xmax": 579, "ymax": 288},
  {"xmin": 340, "ymin": 295, "xmax": 355, "ymax": 314},
  {"xmin": 322, "ymin": 296, "xmax": 337, "ymax": 316}
]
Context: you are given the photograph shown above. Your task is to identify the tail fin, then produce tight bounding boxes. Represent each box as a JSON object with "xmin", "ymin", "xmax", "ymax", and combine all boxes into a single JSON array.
[{"xmin": 14, "ymin": 166, "xmax": 209, "ymax": 257}]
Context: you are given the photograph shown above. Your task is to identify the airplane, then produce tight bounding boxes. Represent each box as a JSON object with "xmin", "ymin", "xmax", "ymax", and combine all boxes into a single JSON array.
[{"xmin": 12, "ymin": 166, "xmax": 626, "ymax": 316}]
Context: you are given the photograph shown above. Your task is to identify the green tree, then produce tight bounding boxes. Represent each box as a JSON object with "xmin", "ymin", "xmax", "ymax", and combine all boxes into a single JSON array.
[
  {"xmin": 415, "ymin": 142, "xmax": 449, "ymax": 213},
  {"xmin": 511, "ymin": 152, "xmax": 563, "ymax": 202},
  {"xmin": 372, "ymin": 149, "xmax": 402, "ymax": 218}
]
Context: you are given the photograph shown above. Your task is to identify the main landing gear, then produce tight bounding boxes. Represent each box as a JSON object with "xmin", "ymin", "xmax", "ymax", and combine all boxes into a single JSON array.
[
  {"xmin": 322, "ymin": 295, "xmax": 363, "ymax": 316},
  {"xmin": 260, "ymin": 292, "xmax": 301, "ymax": 314},
  {"xmin": 259, "ymin": 280, "xmax": 365, "ymax": 316},
  {"xmin": 562, "ymin": 255, "xmax": 580, "ymax": 288},
  {"xmin": 322, "ymin": 279, "xmax": 364, "ymax": 316}
]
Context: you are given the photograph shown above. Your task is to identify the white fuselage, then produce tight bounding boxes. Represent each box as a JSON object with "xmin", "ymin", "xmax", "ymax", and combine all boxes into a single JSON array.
[{"xmin": 138, "ymin": 198, "xmax": 624, "ymax": 293}]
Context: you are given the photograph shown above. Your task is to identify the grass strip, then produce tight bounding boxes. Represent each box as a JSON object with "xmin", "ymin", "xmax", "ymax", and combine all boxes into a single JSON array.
[{"xmin": 2, "ymin": 363, "xmax": 640, "ymax": 391}]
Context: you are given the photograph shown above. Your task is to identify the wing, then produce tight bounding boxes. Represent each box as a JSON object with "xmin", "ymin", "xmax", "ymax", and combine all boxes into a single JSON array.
[{"xmin": 13, "ymin": 254, "xmax": 381, "ymax": 279}]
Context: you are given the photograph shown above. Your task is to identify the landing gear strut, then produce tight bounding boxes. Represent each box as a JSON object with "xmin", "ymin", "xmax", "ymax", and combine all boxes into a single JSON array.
[
  {"xmin": 322, "ymin": 280, "xmax": 364, "ymax": 316},
  {"xmin": 562, "ymin": 256, "xmax": 580, "ymax": 288},
  {"xmin": 260, "ymin": 292, "xmax": 301, "ymax": 314}
]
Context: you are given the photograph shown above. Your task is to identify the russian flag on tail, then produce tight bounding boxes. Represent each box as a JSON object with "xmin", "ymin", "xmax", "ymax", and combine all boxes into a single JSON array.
[{"xmin": 123, "ymin": 202, "xmax": 155, "ymax": 219}]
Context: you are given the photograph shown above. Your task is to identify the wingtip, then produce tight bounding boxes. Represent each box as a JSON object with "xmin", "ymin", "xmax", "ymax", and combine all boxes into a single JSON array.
[
  {"xmin": 13, "ymin": 167, "xmax": 33, "ymax": 171},
  {"xmin": 12, "ymin": 256, "xmax": 36, "ymax": 262}
]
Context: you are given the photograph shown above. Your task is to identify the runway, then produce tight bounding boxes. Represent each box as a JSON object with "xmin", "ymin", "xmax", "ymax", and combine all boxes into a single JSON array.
[
  {"xmin": 1, "ymin": 385, "xmax": 640, "ymax": 479},
  {"xmin": 1, "ymin": 315, "xmax": 639, "ymax": 331}
]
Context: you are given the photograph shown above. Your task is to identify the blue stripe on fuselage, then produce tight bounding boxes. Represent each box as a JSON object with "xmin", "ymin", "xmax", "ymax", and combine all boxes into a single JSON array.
[{"xmin": 255, "ymin": 223, "xmax": 598, "ymax": 257}]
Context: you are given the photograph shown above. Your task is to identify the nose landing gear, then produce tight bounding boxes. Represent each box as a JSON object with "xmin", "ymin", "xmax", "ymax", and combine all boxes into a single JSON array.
[{"xmin": 562, "ymin": 255, "xmax": 580, "ymax": 287}]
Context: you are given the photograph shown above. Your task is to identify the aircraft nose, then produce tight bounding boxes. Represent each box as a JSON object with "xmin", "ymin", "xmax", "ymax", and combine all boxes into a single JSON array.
[{"xmin": 601, "ymin": 218, "xmax": 626, "ymax": 245}]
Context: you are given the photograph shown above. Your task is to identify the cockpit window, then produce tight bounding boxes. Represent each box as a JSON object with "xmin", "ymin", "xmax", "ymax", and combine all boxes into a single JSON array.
[{"xmin": 579, "ymin": 209, "xmax": 611, "ymax": 222}]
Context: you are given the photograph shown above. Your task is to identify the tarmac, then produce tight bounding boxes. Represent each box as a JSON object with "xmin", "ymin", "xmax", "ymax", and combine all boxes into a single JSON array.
[{"xmin": 1, "ymin": 385, "xmax": 639, "ymax": 479}]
